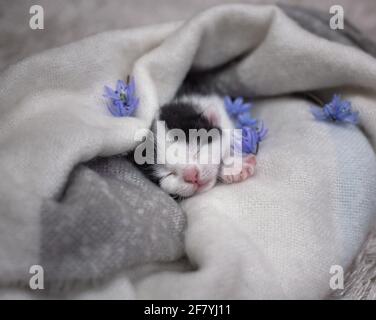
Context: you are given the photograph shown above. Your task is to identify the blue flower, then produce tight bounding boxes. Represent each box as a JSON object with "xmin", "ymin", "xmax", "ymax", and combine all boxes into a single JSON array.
[
  {"xmin": 236, "ymin": 113, "xmax": 258, "ymax": 128},
  {"xmin": 224, "ymin": 96, "xmax": 252, "ymax": 117},
  {"xmin": 103, "ymin": 77, "xmax": 139, "ymax": 117},
  {"xmin": 310, "ymin": 94, "xmax": 359, "ymax": 124},
  {"xmin": 224, "ymin": 95, "xmax": 268, "ymax": 155},
  {"xmin": 241, "ymin": 121, "xmax": 268, "ymax": 154}
]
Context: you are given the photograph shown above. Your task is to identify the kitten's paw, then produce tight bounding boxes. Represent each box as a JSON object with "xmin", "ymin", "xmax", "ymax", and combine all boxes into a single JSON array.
[{"xmin": 220, "ymin": 155, "xmax": 256, "ymax": 184}]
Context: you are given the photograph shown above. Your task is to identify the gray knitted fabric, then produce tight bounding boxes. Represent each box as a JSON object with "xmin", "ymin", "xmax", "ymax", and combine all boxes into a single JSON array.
[{"xmin": 40, "ymin": 157, "xmax": 186, "ymax": 293}]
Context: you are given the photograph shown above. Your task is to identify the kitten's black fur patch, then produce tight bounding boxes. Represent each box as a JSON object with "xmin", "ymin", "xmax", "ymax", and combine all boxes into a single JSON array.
[{"xmin": 159, "ymin": 100, "xmax": 218, "ymax": 142}]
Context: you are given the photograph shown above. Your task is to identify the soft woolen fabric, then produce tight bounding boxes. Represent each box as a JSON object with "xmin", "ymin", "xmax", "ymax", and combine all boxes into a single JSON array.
[
  {"xmin": 1, "ymin": 4, "xmax": 376, "ymax": 299},
  {"xmin": 40, "ymin": 157, "xmax": 186, "ymax": 294}
]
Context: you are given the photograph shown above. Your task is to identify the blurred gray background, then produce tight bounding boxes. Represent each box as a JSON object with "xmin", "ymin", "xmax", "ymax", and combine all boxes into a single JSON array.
[{"xmin": 1, "ymin": 0, "xmax": 376, "ymax": 70}]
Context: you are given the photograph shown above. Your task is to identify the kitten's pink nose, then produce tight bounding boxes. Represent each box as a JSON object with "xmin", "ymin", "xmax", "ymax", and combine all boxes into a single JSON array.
[{"xmin": 183, "ymin": 166, "xmax": 199, "ymax": 184}]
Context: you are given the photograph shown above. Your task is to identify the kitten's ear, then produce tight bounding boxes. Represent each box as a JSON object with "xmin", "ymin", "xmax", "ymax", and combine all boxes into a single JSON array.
[{"xmin": 202, "ymin": 107, "xmax": 220, "ymax": 126}]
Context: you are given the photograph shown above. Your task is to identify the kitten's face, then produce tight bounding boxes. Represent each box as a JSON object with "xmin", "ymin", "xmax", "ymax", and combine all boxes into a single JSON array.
[
  {"xmin": 154, "ymin": 130, "xmax": 222, "ymax": 198},
  {"xmin": 152, "ymin": 97, "xmax": 223, "ymax": 198},
  {"xmin": 137, "ymin": 94, "xmax": 256, "ymax": 197}
]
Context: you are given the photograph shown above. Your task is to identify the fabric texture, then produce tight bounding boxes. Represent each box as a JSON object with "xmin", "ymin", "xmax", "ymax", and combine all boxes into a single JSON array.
[
  {"xmin": 280, "ymin": 4, "xmax": 376, "ymax": 300},
  {"xmin": 1, "ymin": 4, "xmax": 376, "ymax": 299},
  {"xmin": 279, "ymin": 4, "xmax": 376, "ymax": 57},
  {"xmin": 334, "ymin": 229, "xmax": 376, "ymax": 300},
  {"xmin": 40, "ymin": 157, "xmax": 186, "ymax": 294}
]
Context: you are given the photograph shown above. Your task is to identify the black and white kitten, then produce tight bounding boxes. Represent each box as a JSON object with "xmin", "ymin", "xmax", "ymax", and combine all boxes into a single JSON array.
[
  {"xmin": 132, "ymin": 93, "xmax": 256, "ymax": 198},
  {"xmin": 131, "ymin": 69, "xmax": 257, "ymax": 198}
]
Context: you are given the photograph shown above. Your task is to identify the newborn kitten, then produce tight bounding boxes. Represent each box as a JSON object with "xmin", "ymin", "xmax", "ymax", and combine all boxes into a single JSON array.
[{"xmin": 134, "ymin": 92, "xmax": 257, "ymax": 198}]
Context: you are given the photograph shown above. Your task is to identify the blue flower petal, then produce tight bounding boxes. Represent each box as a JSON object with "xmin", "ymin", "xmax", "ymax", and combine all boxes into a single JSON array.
[
  {"xmin": 107, "ymin": 101, "xmax": 121, "ymax": 117},
  {"xmin": 224, "ymin": 96, "xmax": 232, "ymax": 107},
  {"xmin": 241, "ymin": 126, "xmax": 260, "ymax": 154},
  {"xmin": 103, "ymin": 86, "xmax": 120, "ymax": 100},
  {"xmin": 116, "ymin": 80, "xmax": 127, "ymax": 93},
  {"xmin": 115, "ymin": 100, "xmax": 126, "ymax": 117},
  {"xmin": 237, "ymin": 113, "xmax": 258, "ymax": 127},
  {"xmin": 234, "ymin": 97, "xmax": 243, "ymax": 107},
  {"xmin": 241, "ymin": 102, "xmax": 252, "ymax": 111}
]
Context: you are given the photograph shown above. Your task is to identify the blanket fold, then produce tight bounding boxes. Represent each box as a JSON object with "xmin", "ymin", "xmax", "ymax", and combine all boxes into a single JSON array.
[{"xmin": 40, "ymin": 157, "xmax": 186, "ymax": 293}]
